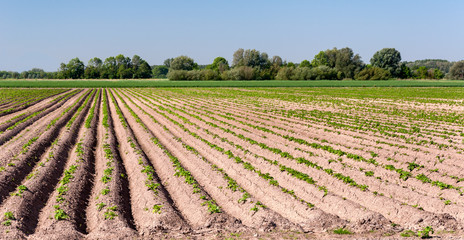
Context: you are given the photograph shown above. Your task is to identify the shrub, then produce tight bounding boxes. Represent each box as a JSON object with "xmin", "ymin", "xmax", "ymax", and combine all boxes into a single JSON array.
[
  {"xmin": 311, "ymin": 66, "xmax": 338, "ymax": 80},
  {"xmin": 167, "ymin": 70, "xmax": 189, "ymax": 81},
  {"xmin": 221, "ymin": 66, "xmax": 256, "ymax": 80},
  {"xmin": 275, "ymin": 67, "xmax": 295, "ymax": 80},
  {"xmin": 355, "ymin": 66, "xmax": 391, "ymax": 80},
  {"xmin": 449, "ymin": 61, "xmax": 464, "ymax": 80}
]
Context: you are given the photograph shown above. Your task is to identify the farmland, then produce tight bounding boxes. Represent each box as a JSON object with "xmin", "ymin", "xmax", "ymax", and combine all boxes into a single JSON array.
[{"xmin": 0, "ymin": 87, "xmax": 463, "ymax": 239}]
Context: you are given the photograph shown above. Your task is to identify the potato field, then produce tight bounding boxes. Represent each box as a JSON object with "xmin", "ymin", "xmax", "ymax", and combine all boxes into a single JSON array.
[{"xmin": 0, "ymin": 87, "xmax": 463, "ymax": 239}]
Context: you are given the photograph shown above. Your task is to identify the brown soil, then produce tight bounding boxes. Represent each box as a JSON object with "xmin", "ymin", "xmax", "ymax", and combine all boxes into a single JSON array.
[{"xmin": 0, "ymin": 87, "xmax": 463, "ymax": 239}]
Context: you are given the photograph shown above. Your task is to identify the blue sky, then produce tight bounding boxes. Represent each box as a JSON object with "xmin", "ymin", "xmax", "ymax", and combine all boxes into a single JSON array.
[{"xmin": 1, "ymin": 0, "xmax": 463, "ymax": 71}]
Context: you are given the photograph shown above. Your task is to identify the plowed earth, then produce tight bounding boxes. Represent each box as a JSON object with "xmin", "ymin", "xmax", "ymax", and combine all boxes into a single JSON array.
[{"xmin": 0, "ymin": 87, "xmax": 463, "ymax": 239}]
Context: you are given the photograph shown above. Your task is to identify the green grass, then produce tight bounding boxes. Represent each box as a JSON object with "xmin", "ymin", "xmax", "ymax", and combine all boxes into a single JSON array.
[{"xmin": 0, "ymin": 79, "xmax": 464, "ymax": 88}]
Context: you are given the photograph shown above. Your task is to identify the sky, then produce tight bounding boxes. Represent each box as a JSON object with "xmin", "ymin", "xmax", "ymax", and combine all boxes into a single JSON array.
[{"xmin": 1, "ymin": 0, "xmax": 463, "ymax": 72}]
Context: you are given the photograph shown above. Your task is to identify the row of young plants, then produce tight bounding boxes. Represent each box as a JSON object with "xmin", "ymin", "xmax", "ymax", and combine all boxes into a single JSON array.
[
  {"xmin": 131, "ymin": 88, "xmax": 464, "ymax": 230},
  {"xmin": 1, "ymin": 89, "xmax": 95, "ymax": 231},
  {"xmin": 108, "ymin": 90, "xmax": 164, "ymax": 214},
  {"xmin": 0, "ymin": 90, "xmax": 82, "ymax": 144},
  {"xmin": 0, "ymin": 88, "xmax": 68, "ymax": 116},
  {"xmin": 136, "ymin": 90, "xmax": 447, "ymax": 224},
  {"xmin": 200, "ymin": 87, "xmax": 464, "ymax": 127},
  {"xmin": 0, "ymin": 90, "xmax": 91, "ymax": 171},
  {"xmin": 0, "ymin": 89, "xmax": 79, "ymax": 129},
  {"xmin": 52, "ymin": 89, "xmax": 100, "ymax": 221},
  {"xmin": 161, "ymin": 87, "xmax": 464, "ymax": 202},
  {"xmin": 136, "ymin": 89, "xmax": 370, "ymax": 192},
  {"xmin": 123, "ymin": 89, "xmax": 322, "ymax": 209},
  {"xmin": 141, "ymin": 89, "xmax": 464, "ymax": 208},
  {"xmin": 173, "ymin": 92, "xmax": 464, "ymax": 196},
  {"xmin": 112, "ymin": 90, "xmax": 223, "ymax": 215},
  {"xmin": 216, "ymin": 96, "xmax": 457, "ymax": 151},
  {"xmin": 158, "ymin": 92, "xmax": 464, "ymax": 210},
  {"xmin": 187, "ymin": 87, "xmax": 462, "ymax": 151},
  {"xmin": 223, "ymin": 99, "xmax": 464, "ymax": 184},
  {"xmin": 121, "ymin": 94, "xmax": 267, "ymax": 212},
  {"xmin": 96, "ymin": 89, "xmax": 119, "ymax": 220}
]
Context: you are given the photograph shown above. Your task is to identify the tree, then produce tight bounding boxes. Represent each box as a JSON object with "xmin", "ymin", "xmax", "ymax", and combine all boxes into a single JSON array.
[
  {"xmin": 170, "ymin": 55, "xmax": 197, "ymax": 71},
  {"xmin": 232, "ymin": 48, "xmax": 270, "ymax": 69},
  {"xmin": 84, "ymin": 57, "xmax": 102, "ymax": 79},
  {"xmin": 232, "ymin": 48, "xmax": 244, "ymax": 67},
  {"xmin": 272, "ymin": 56, "xmax": 283, "ymax": 67},
  {"xmin": 398, "ymin": 63, "xmax": 412, "ymax": 79},
  {"xmin": 152, "ymin": 65, "xmax": 169, "ymax": 78},
  {"xmin": 299, "ymin": 60, "xmax": 311, "ymax": 68},
  {"xmin": 131, "ymin": 55, "xmax": 151, "ymax": 78},
  {"xmin": 101, "ymin": 56, "xmax": 117, "ymax": 79},
  {"xmin": 287, "ymin": 62, "xmax": 296, "ymax": 68},
  {"xmin": 434, "ymin": 69, "xmax": 444, "ymax": 79},
  {"xmin": 415, "ymin": 66, "xmax": 429, "ymax": 79},
  {"xmin": 207, "ymin": 57, "xmax": 229, "ymax": 72},
  {"xmin": 311, "ymin": 51, "xmax": 329, "ymax": 67},
  {"xmin": 242, "ymin": 49, "xmax": 270, "ymax": 68},
  {"xmin": 335, "ymin": 48, "xmax": 364, "ymax": 79},
  {"xmin": 449, "ymin": 61, "xmax": 464, "ymax": 80},
  {"xmin": 370, "ymin": 48, "xmax": 402, "ymax": 77},
  {"xmin": 164, "ymin": 58, "xmax": 174, "ymax": 68},
  {"xmin": 405, "ymin": 59, "xmax": 453, "ymax": 74},
  {"xmin": 59, "ymin": 58, "xmax": 85, "ymax": 79}
]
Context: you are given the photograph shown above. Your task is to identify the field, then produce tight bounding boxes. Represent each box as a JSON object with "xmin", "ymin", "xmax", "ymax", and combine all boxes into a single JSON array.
[
  {"xmin": 0, "ymin": 87, "xmax": 463, "ymax": 239},
  {"xmin": 1, "ymin": 79, "xmax": 464, "ymax": 88}
]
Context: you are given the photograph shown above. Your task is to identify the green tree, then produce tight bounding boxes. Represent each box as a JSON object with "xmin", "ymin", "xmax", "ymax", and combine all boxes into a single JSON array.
[
  {"xmin": 449, "ymin": 61, "xmax": 464, "ymax": 80},
  {"xmin": 287, "ymin": 62, "xmax": 296, "ymax": 68},
  {"xmin": 131, "ymin": 55, "xmax": 151, "ymax": 78},
  {"xmin": 164, "ymin": 58, "xmax": 174, "ymax": 68},
  {"xmin": 232, "ymin": 48, "xmax": 270, "ymax": 69},
  {"xmin": 152, "ymin": 65, "xmax": 169, "ymax": 78},
  {"xmin": 207, "ymin": 57, "xmax": 229, "ymax": 72},
  {"xmin": 434, "ymin": 68, "xmax": 444, "ymax": 79},
  {"xmin": 370, "ymin": 48, "xmax": 402, "ymax": 77},
  {"xmin": 101, "ymin": 56, "xmax": 117, "ymax": 79},
  {"xmin": 311, "ymin": 51, "xmax": 328, "ymax": 67},
  {"xmin": 398, "ymin": 63, "xmax": 412, "ymax": 79},
  {"xmin": 272, "ymin": 56, "xmax": 283, "ymax": 67},
  {"xmin": 84, "ymin": 57, "xmax": 102, "ymax": 79},
  {"xmin": 170, "ymin": 55, "xmax": 197, "ymax": 71},
  {"xmin": 232, "ymin": 48, "xmax": 245, "ymax": 67},
  {"xmin": 299, "ymin": 60, "xmax": 311, "ymax": 68},
  {"xmin": 59, "ymin": 58, "xmax": 85, "ymax": 79},
  {"xmin": 334, "ymin": 48, "xmax": 364, "ymax": 79},
  {"xmin": 405, "ymin": 59, "xmax": 453, "ymax": 74},
  {"xmin": 415, "ymin": 66, "xmax": 429, "ymax": 79}
]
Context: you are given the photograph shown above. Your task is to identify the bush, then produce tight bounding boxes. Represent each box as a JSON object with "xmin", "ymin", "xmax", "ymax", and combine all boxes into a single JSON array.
[
  {"xmin": 310, "ymin": 66, "xmax": 338, "ymax": 80},
  {"xmin": 291, "ymin": 67, "xmax": 313, "ymax": 80},
  {"xmin": 221, "ymin": 66, "xmax": 256, "ymax": 80},
  {"xmin": 167, "ymin": 70, "xmax": 189, "ymax": 81},
  {"xmin": 277, "ymin": 66, "xmax": 338, "ymax": 80},
  {"xmin": 168, "ymin": 69, "xmax": 220, "ymax": 81},
  {"xmin": 355, "ymin": 67, "xmax": 391, "ymax": 80},
  {"xmin": 152, "ymin": 65, "xmax": 168, "ymax": 78},
  {"xmin": 449, "ymin": 61, "xmax": 464, "ymax": 80},
  {"xmin": 275, "ymin": 67, "xmax": 295, "ymax": 80}
]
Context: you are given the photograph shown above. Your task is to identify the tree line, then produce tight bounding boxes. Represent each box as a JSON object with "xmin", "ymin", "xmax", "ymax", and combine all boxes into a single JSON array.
[{"xmin": 1, "ymin": 48, "xmax": 464, "ymax": 80}]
